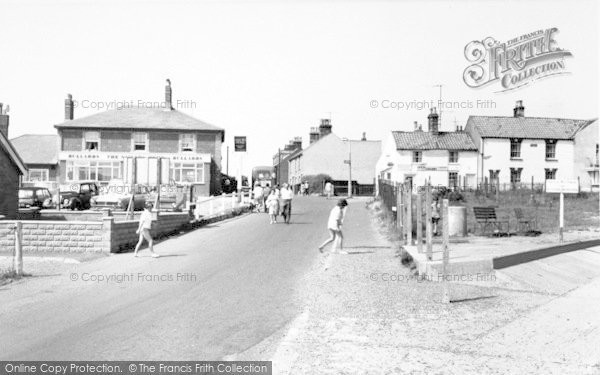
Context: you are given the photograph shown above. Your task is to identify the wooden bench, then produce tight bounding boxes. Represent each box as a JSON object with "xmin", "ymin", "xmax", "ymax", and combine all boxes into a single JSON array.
[{"xmin": 473, "ymin": 206, "xmax": 509, "ymax": 236}]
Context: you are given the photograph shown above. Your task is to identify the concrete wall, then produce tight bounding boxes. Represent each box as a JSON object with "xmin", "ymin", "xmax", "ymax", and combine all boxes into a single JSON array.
[{"xmin": 0, "ymin": 211, "xmax": 192, "ymax": 254}]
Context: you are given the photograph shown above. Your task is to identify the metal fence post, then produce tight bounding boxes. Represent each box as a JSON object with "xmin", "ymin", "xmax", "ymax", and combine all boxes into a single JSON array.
[
  {"xmin": 406, "ymin": 184, "xmax": 412, "ymax": 245},
  {"xmin": 14, "ymin": 222, "xmax": 23, "ymax": 276},
  {"xmin": 396, "ymin": 182, "xmax": 404, "ymax": 245}
]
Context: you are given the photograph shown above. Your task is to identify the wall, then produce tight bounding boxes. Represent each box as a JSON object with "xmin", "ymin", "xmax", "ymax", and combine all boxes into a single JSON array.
[
  {"xmin": 61, "ymin": 129, "xmax": 83, "ymax": 151},
  {"xmin": 573, "ymin": 120, "xmax": 599, "ymax": 191},
  {"xmin": 0, "ymin": 146, "xmax": 21, "ymax": 219},
  {"xmin": 481, "ymin": 138, "xmax": 574, "ymax": 184},
  {"xmin": 101, "ymin": 130, "xmax": 132, "ymax": 152}
]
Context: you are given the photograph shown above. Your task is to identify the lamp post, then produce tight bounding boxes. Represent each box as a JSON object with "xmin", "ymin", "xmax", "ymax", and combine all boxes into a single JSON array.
[{"xmin": 343, "ymin": 138, "xmax": 352, "ymax": 198}]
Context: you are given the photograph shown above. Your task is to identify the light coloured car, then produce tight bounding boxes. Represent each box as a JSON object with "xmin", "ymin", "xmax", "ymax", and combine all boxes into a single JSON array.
[{"xmin": 91, "ymin": 181, "xmax": 151, "ymax": 211}]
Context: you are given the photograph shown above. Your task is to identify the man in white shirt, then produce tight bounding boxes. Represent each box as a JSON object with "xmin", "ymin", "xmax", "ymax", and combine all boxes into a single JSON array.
[{"xmin": 280, "ymin": 183, "xmax": 293, "ymax": 224}]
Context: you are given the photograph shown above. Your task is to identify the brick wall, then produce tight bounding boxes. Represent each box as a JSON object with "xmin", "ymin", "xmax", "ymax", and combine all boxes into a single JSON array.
[
  {"xmin": 149, "ymin": 132, "xmax": 179, "ymax": 153},
  {"xmin": 61, "ymin": 129, "xmax": 82, "ymax": 151},
  {"xmin": 101, "ymin": 130, "xmax": 132, "ymax": 152},
  {"xmin": 0, "ymin": 221, "xmax": 105, "ymax": 254},
  {"xmin": 0, "ymin": 147, "xmax": 20, "ymax": 219}
]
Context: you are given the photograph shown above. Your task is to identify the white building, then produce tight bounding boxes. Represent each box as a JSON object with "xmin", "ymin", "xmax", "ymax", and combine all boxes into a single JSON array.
[
  {"xmin": 465, "ymin": 101, "xmax": 596, "ymax": 189},
  {"xmin": 376, "ymin": 108, "xmax": 478, "ymax": 189}
]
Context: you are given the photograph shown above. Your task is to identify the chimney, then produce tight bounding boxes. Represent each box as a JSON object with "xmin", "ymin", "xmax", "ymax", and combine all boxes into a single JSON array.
[
  {"xmin": 284, "ymin": 142, "xmax": 295, "ymax": 152},
  {"xmin": 165, "ymin": 79, "xmax": 173, "ymax": 110},
  {"xmin": 309, "ymin": 127, "xmax": 320, "ymax": 144},
  {"xmin": 319, "ymin": 118, "xmax": 332, "ymax": 137},
  {"xmin": 64, "ymin": 94, "xmax": 74, "ymax": 120},
  {"xmin": 293, "ymin": 136, "xmax": 302, "ymax": 150},
  {"xmin": 361, "ymin": 132, "xmax": 366, "ymax": 141},
  {"xmin": 414, "ymin": 121, "xmax": 419, "ymax": 131},
  {"xmin": 513, "ymin": 100, "xmax": 524, "ymax": 117},
  {"xmin": 0, "ymin": 103, "xmax": 9, "ymax": 138},
  {"xmin": 428, "ymin": 107, "xmax": 439, "ymax": 135}
]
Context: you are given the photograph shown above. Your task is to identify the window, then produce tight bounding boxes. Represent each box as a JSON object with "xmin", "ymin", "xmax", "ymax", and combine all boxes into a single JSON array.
[
  {"xmin": 413, "ymin": 151, "xmax": 422, "ymax": 163},
  {"xmin": 448, "ymin": 172, "xmax": 458, "ymax": 188},
  {"xmin": 180, "ymin": 134, "xmax": 195, "ymax": 152},
  {"xmin": 133, "ymin": 132, "xmax": 148, "ymax": 151},
  {"xmin": 510, "ymin": 138, "xmax": 522, "ymax": 159},
  {"xmin": 545, "ymin": 140, "xmax": 556, "ymax": 159},
  {"xmin": 27, "ymin": 169, "xmax": 49, "ymax": 182},
  {"xmin": 386, "ymin": 172, "xmax": 391, "ymax": 180},
  {"xmin": 170, "ymin": 162, "xmax": 205, "ymax": 183},
  {"xmin": 84, "ymin": 131, "xmax": 100, "ymax": 151},
  {"xmin": 66, "ymin": 160, "xmax": 122, "ymax": 182},
  {"xmin": 545, "ymin": 168, "xmax": 557, "ymax": 180},
  {"xmin": 510, "ymin": 168, "xmax": 522, "ymax": 184},
  {"xmin": 449, "ymin": 151, "xmax": 459, "ymax": 163}
]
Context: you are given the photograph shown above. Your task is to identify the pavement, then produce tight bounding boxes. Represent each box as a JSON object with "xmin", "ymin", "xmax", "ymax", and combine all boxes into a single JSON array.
[{"xmin": 1, "ymin": 196, "xmax": 599, "ymax": 374}]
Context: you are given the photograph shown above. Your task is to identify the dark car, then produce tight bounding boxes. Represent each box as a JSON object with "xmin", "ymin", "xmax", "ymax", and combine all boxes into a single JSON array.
[
  {"xmin": 18, "ymin": 187, "xmax": 54, "ymax": 209},
  {"xmin": 59, "ymin": 181, "xmax": 100, "ymax": 210}
]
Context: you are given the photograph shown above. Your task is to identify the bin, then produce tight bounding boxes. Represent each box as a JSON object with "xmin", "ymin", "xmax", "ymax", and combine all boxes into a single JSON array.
[{"xmin": 448, "ymin": 206, "xmax": 467, "ymax": 237}]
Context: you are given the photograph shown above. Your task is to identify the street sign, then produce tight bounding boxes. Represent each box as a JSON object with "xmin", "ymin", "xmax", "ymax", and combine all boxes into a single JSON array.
[
  {"xmin": 234, "ymin": 136, "xmax": 247, "ymax": 152},
  {"xmin": 343, "ymin": 160, "xmax": 350, "ymax": 164},
  {"xmin": 546, "ymin": 179, "xmax": 578, "ymax": 194}
]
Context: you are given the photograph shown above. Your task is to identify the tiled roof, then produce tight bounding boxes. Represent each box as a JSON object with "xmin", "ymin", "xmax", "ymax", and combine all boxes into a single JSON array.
[
  {"xmin": 467, "ymin": 116, "xmax": 593, "ymax": 140},
  {"xmin": 0, "ymin": 132, "xmax": 27, "ymax": 175},
  {"xmin": 10, "ymin": 134, "xmax": 58, "ymax": 164},
  {"xmin": 392, "ymin": 131, "xmax": 477, "ymax": 151},
  {"xmin": 54, "ymin": 107, "xmax": 224, "ymax": 134}
]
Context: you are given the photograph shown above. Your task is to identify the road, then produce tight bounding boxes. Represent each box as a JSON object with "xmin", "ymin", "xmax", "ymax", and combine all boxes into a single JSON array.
[{"xmin": 0, "ymin": 196, "xmax": 342, "ymax": 360}]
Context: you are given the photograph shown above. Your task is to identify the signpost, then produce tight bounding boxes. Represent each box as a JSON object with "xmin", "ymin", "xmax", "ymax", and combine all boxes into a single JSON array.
[
  {"xmin": 546, "ymin": 179, "xmax": 579, "ymax": 243},
  {"xmin": 234, "ymin": 136, "xmax": 247, "ymax": 194}
]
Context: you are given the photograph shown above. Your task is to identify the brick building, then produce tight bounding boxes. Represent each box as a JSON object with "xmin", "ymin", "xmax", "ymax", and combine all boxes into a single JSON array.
[
  {"xmin": 0, "ymin": 103, "xmax": 27, "ymax": 219},
  {"xmin": 11, "ymin": 134, "xmax": 59, "ymax": 190},
  {"xmin": 54, "ymin": 81, "xmax": 225, "ymax": 196},
  {"xmin": 272, "ymin": 137, "xmax": 302, "ymax": 186}
]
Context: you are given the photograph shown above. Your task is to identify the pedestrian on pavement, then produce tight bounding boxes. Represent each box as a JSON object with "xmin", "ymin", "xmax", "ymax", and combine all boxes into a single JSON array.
[
  {"xmin": 280, "ymin": 183, "xmax": 293, "ymax": 224},
  {"xmin": 134, "ymin": 201, "xmax": 159, "ymax": 258},
  {"xmin": 324, "ymin": 181, "xmax": 334, "ymax": 199},
  {"xmin": 318, "ymin": 198, "xmax": 348, "ymax": 254},
  {"xmin": 266, "ymin": 189, "xmax": 280, "ymax": 224},
  {"xmin": 252, "ymin": 182, "xmax": 264, "ymax": 213}
]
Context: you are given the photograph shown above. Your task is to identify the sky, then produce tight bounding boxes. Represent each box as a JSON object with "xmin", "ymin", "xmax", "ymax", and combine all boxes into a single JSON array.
[{"xmin": 0, "ymin": 0, "xmax": 598, "ymax": 177}]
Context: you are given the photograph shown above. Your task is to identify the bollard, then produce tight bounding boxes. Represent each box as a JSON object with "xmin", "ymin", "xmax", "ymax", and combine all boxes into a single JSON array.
[
  {"xmin": 14, "ymin": 222, "xmax": 23, "ymax": 276},
  {"xmin": 442, "ymin": 199, "xmax": 450, "ymax": 303}
]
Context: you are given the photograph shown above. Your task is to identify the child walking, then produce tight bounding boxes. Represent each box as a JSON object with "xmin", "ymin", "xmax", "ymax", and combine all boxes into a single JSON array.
[
  {"xmin": 266, "ymin": 189, "xmax": 280, "ymax": 224},
  {"xmin": 134, "ymin": 201, "xmax": 159, "ymax": 258},
  {"xmin": 318, "ymin": 199, "xmax": 348, "ymax": 254}
]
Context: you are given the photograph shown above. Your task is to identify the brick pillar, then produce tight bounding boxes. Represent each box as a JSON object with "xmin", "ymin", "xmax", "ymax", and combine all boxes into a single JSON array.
[{"xmin": 101, "ymin": 217, "xmax": 115, "ymax": 253}]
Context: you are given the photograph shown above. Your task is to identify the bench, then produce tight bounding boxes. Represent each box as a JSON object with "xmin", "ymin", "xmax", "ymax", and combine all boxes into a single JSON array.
[
  {"xmin": 473, "ymin": 206, "xmax": 509, "ymax": 236},
  {"xmin": 514, "ymin": 208, "xmax": 537, "ymax": 233}
]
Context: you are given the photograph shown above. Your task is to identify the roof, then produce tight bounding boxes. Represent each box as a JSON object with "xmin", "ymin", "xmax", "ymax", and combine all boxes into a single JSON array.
[
  {"xmin": 392, "ymin": 131, "xmax": 477, "ymax": 151},
  {"xmin": 10, "ymin": 134, "xmax": 58, "ymax": 164},
  {"xmin": 467, "ymin": 116, "xmax": 594, "ymax": 140},
  {"xmin": 54, "ymin": 107, "xmax": 224, "ymax": 135},
  {"xmin": 0, "ymin": 132, "xmax": 27, "ymax": 175}
]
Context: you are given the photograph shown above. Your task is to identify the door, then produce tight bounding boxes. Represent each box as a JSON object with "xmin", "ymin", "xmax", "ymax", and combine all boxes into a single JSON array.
[{"xmin": 136, "ymin": 157, "xmax": 149, "ymax": 185}]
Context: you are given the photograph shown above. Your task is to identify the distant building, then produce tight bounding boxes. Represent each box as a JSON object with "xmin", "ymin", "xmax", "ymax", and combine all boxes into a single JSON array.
[
  {"xmin": 465, "ymin": 100, "xmax": 596, "ymax": 189},
  {"xmin": 288, "ymin": 119, "xmax": 381, "ymax": 195},
  {"xmin": 573, "ymin": 119, "xmax": 599, "ymax": 192},
  {"xmin": 376, "ymin": 108, "xmax": 478, "ymax": 189},
  {"xmin": 11, "ymin": 134, "xmax": 59, "ymax": 190},
  {"xmin": 272, "ymin": 137, "xmax": 302, "ymax": 186},
  {"xmin": 53, "ymin": 80, "xmax": 225, "ymax": 196},
  {"xmin": 0, "ymin": 103, "xmax": 27, "ymax": 219}
]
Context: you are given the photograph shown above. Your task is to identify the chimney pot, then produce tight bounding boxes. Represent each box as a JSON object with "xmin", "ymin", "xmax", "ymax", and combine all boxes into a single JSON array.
[
  {"xmin": 0, "ymin": 103, "xmax": 9, "ymax": 138},
  {"xmin": 427, "ymin": 107, "xmax": 439, "ymax": 135},
  {"xmin": 513, "ymin": 100, "xmax": 525, "ymax": 117},
  {"xmin": 165, "ymin": 79, "xmax": 173, "ymax": 111}
]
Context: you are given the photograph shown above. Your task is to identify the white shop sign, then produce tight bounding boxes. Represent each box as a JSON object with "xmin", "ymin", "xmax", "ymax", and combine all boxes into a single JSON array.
[
  {"xmin": 59, "ymin": 151, "xmax": 212, "ymax": 163},
  {"xmin": 545, "ymin": 179, "xmax": 578, "ymax": 194}
]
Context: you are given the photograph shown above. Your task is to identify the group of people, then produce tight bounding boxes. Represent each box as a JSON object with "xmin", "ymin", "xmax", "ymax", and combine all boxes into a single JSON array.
[{"xmin": 253, "ymin": 182, "xmax": 294, "ymax": 224}]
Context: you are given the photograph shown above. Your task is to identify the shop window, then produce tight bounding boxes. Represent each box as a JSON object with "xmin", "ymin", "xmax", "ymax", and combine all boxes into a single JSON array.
[{"xmin": 170, "ymin": 162, "xmax": 205, "ymax": 184}]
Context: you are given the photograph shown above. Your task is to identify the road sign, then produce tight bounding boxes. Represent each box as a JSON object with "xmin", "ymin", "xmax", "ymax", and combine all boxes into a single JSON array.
[
  {"xmin": 546, "ymin": 179, "xmax": 578, "ymax": 194},
  {"xmin": 234, "ymin": 136, "xmax": 246, "ymax": 152},
  {"xmin": 343, "ymin": 160, "xmax": 350, "ymax": 164}
]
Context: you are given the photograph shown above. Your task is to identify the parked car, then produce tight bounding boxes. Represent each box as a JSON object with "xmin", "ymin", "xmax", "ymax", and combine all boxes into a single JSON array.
[
  {"xmin": 91, "ymin": 181, "xmax": 151, "ymax": 211},
  {"xmin": 18, "ymin": 187, "xmax": 54, "ymax": 209},
  {"xmin": 59, "ymin": 181, "xmax": 100, "ymax": 210}
]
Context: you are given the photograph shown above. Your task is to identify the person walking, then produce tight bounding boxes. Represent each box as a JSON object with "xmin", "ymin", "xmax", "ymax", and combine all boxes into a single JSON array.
[
  {"xmin": 280, "ymin": 183, "xmax": 293, "ymax": 224},
  {"xmin": 266, "ymin": 189, "xmax": 280, "ymax": 224},
  {"xmin": 134, "ymin": 201, "xmax": 159, "ymax": 258},
  {"xmin": 262, "ymin": 185, "xmax": 271, "ymax": 213},
  {"xmin": 318, "ymin": 198, "xmax": 348, "ymax": 254},
  {"xmin": 324, "ymin": 181, "xmax": 333, "ymax": 199},
  {"xmin": 252, "ymin": 182, "xmax": 264, "ymax": 212}
]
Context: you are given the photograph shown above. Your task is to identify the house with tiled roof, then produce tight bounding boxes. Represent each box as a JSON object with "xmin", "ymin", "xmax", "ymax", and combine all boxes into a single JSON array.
[
  {"xmin": 465, "ymin": 100, "xmax": 597, "ymax": 189},
  {"xmin": 54, "ymin": 80, "xmax": 225, "ymax": 196},
  {"xmin": 11, "ymin": 134, "xmax": 59, "ymax": 189},
  {"xmin": 287, "ymin": 119, "xmax": 381, "ymax": 195},
  {"xmin": 0, "ymin": 104, "xmax": 28, "ymax": 219},
  {"xmin": 376, "ymin": 108, "xmax": 478, "ymax": 189}
]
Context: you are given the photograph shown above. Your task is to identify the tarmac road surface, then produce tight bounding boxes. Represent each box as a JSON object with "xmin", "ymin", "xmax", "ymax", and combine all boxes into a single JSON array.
[{"xmin": 0, "ymin": 196, "xmax": 343, "ymax": 360}]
